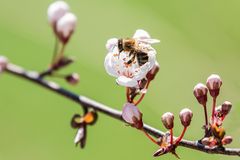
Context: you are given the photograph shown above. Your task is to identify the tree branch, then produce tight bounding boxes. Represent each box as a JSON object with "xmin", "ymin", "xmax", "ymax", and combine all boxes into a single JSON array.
[{"xmin": 4, "ymin": 62, "xmax": 240, "ymax": 157}]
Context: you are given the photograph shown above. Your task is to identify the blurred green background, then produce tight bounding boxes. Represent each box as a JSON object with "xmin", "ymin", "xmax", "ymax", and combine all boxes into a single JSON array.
[{"xmin": 0, "ymin": 0, "xmax": 240, "ymax": 159}]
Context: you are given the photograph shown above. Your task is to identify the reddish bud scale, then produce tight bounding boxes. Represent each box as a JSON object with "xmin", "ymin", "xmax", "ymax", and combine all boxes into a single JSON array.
[{"xmin": 211, "ymin": 124, "xmax": 225, "ymax": 140}]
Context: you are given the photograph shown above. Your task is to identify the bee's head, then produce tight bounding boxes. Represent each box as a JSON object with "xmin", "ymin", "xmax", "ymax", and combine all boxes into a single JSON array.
[{"xmin": 123, "ymin": 38, "xmax": 135, "ymax": 50}]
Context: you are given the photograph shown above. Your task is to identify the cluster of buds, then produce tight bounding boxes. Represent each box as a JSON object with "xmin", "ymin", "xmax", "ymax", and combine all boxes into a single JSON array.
[
  {"xmin": 105, "ymin": 29, "xmax": 160, "ymax": 105},
  {"xmin": 193, "ymin": 74, "xmax": 233, "ymax": 148},
  {"xmin": 48, "ymin": 0, "xmax": 77, "ymax": 44},
  {"xmin": 71, "ymin": 109, "xmax": 98, "ymax": 148},
  {"xmin": 153, "ymin": 108, "xmax": 193, "ymax": 158},
  {"xmin": 122, "ymin": 103, "xmax": 193, "ymax": 158},
  {"xmin": 40, "ymin": 1, "xmax": 79, "ymax": 85},
  {"xmin": 47, "ymin": 0, "xmax": 77, "ymax": 69}
]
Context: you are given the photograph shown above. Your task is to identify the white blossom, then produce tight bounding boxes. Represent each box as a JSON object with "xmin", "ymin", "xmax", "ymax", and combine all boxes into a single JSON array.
[{"xmin": 104, "ymin": 29, "xmax": 159, "ymax": 87}]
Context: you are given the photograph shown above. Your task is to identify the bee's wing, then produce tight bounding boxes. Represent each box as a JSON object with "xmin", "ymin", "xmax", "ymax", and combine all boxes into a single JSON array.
[{"xmin": 137, "ymin": 38, "xmax": 160, "ymax": 44}]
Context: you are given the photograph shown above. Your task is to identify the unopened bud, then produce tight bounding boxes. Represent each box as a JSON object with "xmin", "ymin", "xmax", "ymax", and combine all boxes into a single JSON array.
[
  {"xmin": 221, "ymin": 101, "xmax": 232, "ymax": 115},
  {"xmin": 179, "ymin": 108, "xmax": 193, "ymax": 127},
  {"xmin": 161, "ymin": 112, "xmax": 174, "ymax": 129},
  {"xmin": 146, "ymin": 61, "xmax": 160, "ymax": 81},
  {"xmin": 66, "ymin": 73, "xmax": 80, "ymax": 85},
  {"xmin": 222, "ymin": 136, "xmax": 233, "ymax": 145},
  {"xmin": 122, "ymin": 103, "xmax": 143, "ymax": 129},
  {"xmin": 56, "ymin": 12, "xmax": 77, "ymax": 44},
  {"xmin": 201, "ymin": 137, "xmax": 211, "ymax": 146},
  {"xmin": 47, "ymin": 1, "xmax": 69, "ymax": 27},
  {"xmin": 0, "ymin": 56, "xmax": 8, "ymax": 73},
  {"xmin": 201, "ymin": 137, "xmax": 217, "ymax": 147},
  {"xmin": 193, "ymin": 83, "xmax": 208, "ymax": 105},
  {"xmin": 206, "ymin": 74, "xmax": 222, "ymax": 98}
]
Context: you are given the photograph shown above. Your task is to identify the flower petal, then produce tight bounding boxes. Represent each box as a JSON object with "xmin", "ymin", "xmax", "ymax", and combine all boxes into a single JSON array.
[
  {"xmin": 116, "ymin": 76, "xmax": 138, "ymax": 87},
  {"xmin": 104, "ymin": 52, "xmax": 118, "ymax": 77},
  {"xmin": 133, "ymin": 29, "xmax": 151, "ymax": 39},
  {"xmin": 106, "ymin": 38, "xmax": 118, "ymax": 52}
]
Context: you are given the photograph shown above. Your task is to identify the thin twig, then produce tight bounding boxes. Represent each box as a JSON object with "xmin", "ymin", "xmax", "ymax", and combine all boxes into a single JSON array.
[
  {"xmin": 51, "ymin": 36, "xmax": 59, "ymax": 65},
  {"xmin": 4, "ymin": 63, "xmax": 240, "ymax": 157}
]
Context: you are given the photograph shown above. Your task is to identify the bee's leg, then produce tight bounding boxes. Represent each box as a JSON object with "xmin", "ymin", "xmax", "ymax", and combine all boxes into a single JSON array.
[
  {"xmin": 118, "ymin": 48, "xmax": 124, "ymax": 59},
  {"xmin": 129, "ymin": 50, "xmax": 134, "ymax": 57}
]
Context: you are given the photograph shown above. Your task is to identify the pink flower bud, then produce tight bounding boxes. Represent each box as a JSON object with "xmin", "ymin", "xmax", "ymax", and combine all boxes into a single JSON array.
[
  {"xmin": 161, "ymin": 112, "xmax": 174, "ymax": 129},
  {"xmin": 179, "ymin": 108, "xmax": 193, "ymax": 127},
  {"xmin": 47, "ymin": 1, "xmax": 69, "ymax": 27},
  {"xmin": 222, "ymin": 136, "xmax": 233, "ymax": 145},
  {"xmin": 221, "ymin": 101, "xmax": 232, "ymax": 115},
  {"xmin": 201, "ymin": 137, "xmax": 211, "ymax": 146},
  {"xmin": 206, "ymin": 74, "xmax": 222, "ymax": 98},
  {"xmin": 0, "ymin": 56, "xmax": 8, "ymax": 73},
  {"xmin": 201, "ymin": 137, "xmax": 217, "ymax": 147},
  {"xmin": 146, "ymin": 61, "xmax": 160, "ymax": 81},
  {"xmin": 122, "ymin": 103, "xmax": 143, "ymax": 129},
  {"xmin": 56, "ymin": 12, "xmax": 77, "ymax": 44},
  {"xmin": 66, "ymin": 73, "xmax": 80, "ymax": 85},
  {"xmin": 193, "ymin": 83, "xmax": 208, "ymax": 105}
]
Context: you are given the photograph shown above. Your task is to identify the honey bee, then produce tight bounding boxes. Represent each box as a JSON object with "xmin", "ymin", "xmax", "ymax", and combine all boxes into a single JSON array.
[{"xmin": 118, "ymin": 38, "xmax": 158, "ymax": 66}]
